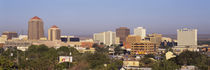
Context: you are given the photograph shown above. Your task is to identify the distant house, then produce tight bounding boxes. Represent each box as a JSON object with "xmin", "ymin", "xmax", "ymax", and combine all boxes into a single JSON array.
[
  {"xmin": 165, "ymin": 51, "xmax": 176, "ymax": 60},
  {"xmin": 180, "ymin": 65, "xmax": 198, "ymax": 70},
  {"xmin": 122, "ymin": 60, "xmax": 140, "ymax": 70},
  {"xmin": 139, "ymin": 67, "xmax": 152, "ymax": 70}
]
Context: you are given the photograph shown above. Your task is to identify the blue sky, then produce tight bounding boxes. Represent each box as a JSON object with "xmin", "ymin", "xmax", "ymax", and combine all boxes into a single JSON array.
[{"xmin": 0, "ymin": 0, "xmax": 210, "ymax": 36}]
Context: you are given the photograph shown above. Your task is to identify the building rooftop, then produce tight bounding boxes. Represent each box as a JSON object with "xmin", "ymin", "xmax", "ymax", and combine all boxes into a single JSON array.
[
  {"xmin": 31, "ymin": 16, "xmax": 41, "ymax": 20},
  {"xmin": 118, "ymin": 27, "xmax": 129, "ymax": 29},
  {"xmin": 51, "ymin": 25, "xmax": 59, "ymax": 28}
]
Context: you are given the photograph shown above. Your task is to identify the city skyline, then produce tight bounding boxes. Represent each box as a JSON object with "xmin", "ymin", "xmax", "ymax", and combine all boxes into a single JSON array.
[{"xmin": 1, "ymin": 0, "xmax": 210, "ymax": 35}]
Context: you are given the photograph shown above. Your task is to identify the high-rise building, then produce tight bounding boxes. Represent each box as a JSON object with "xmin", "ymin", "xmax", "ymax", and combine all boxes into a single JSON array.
[
  {"xmin": 177, "ymin": 28, "xmax": 197, "ymax": 46},
  {"xmin": 134, "ymin": 27, "xmax": 146, "ymax": 39},
  {"xmin": 93, "ymin": 31, "xmax": 116, "ymax": 45},
  {"xmin": 48, "ymin": 25, "xmax": 61, "ymax": 41},
  {"xmin": 173, "ymin": 28, "xmax": 198, "ymax": 54},
  {"xmin": 125, "ymin": 35, "xmax": 141, "ymax": 49},
  {"xmin": 2, "ymin": 31, "xmax": 18, "ymax": 40},
  {"xmin": 116, "ymin": 27, "xmax": 130, "ymax": 43},
  {"xmin": 28, "ymin": 16, "xmax": 44, "ymax": 40}
]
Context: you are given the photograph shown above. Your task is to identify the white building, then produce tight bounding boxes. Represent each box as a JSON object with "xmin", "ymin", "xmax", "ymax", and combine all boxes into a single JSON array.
[
  {"xmin": 134, "ymin": 27, "xmax": 146, "ymax": 39},
  {"xmin": 93, "ymin": 31, "xmax": 116, "ymax": 45},
  {"xmin": 177, "ymin": 28, "xmax": 197, "ymax": 46},
  {"xmin": 18, "ymin": 35, "xmax": 28, "ymax": 40},
  {"xmin": 173, "ymin": 28, "xmax": 198, "ymax": 54}
]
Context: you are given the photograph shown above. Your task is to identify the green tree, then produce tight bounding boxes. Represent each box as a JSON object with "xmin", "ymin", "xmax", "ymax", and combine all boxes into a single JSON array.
[
  {"xmin": 152, "ymin": 59, "xmax": 179, "ymax": 70},
  {"xmin": 174, "ymin": 51, "xmax": 208, "ymax": 70},
  {"xmin": 107, "ymin": 59, "xmax": 123, "ymax": 70},
  {"xmin": 114, "ymin": 45, "xmax": 123, "ymax": 55},
  {"xmin": 57, "ymin": 46, "xmax": 70, "ymax": 56},
  {"xmin": 140, "ymin": 57, "xmax": 155, "ymax": 67},
  {"xmin": 95, "ymin": 46, "xmax": 109, "ymax": 54},
  {"xmin": 82, "ymin": 52, "xmax": 110, "ymax": 69},
  {"xmin": 22, "ymin": 45, "xmax": 58, "ymax": 70},
  {"xmin": 0, "ymin": 56, "xmax": 15, "ymax": 69}
]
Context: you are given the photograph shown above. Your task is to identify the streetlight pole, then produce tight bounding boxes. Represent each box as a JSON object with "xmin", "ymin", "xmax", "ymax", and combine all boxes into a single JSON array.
[{"xmin": 69, "ymin": 52, "xmax": 72, "ymax": 69}]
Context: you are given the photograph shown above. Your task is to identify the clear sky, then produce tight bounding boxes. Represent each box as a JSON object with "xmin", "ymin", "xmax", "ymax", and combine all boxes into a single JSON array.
[{"xmin": 0, "ymin": 0, "xmax": 210, "ymax": 36}]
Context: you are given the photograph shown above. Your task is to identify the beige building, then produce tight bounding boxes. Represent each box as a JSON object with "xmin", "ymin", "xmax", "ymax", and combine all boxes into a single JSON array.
[
  {"xmin": 0, "ymin": 35, "xmax": 7, "ymax": 43},
  {"xmin": 28, "ymin": 16, "xmax": 44, "ymax": 40},
  {"xmin": 125, "ymin": 35, "xmax": 141, "ymax": 49},
  {"xmin": 165, "ymin": 51, "xmax": 176, "ymax": 60},
  {"xmin": 123, "ymin": 60, "xmax": 139, "ymax": 67},
  {"xmin": 93, "ymin": 31, "xmax": 116, "ymax": 45},
  {"xmin": 145, "ymin": 33, "xmax": 162, "ymax": 47},
  {"xmin": 177, "ymin": 28, "xmax": 197, "ymax": 46},
  {"xmin": 2, "ymin": 31, "xmax": 18, "ymax": 40},
  {"xmin": 131, "ymin": 41, "xmax": 156, "ymax": 55},
  {"xmin": 48, "ymin": 25, "xmax": 61, "ymax": 41},
  {"xmin": 4, "ymin": 40, "xmax": 32, "ymax": 51},
  {"xmin": 123, "ymin": 60, "xmax": 140, "ymax": 70},
  {"xmin": 115, "ymin": 37, "xmax": 120, "ymax": 45},
  {"xmin": 173, "ymin": 28, "xmax": 198, "ymax": 54}
]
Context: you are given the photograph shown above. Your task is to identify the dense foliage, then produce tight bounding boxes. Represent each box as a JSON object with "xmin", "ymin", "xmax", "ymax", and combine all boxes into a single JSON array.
[
  {"xmin": 0, "ymin": 45, "xmax": 122, "ymax": 70},
  {"xmin": 0, "ymin": 44, "xmax": 209, "ymax": 70},
  {"xmin": 169, "ymin": 51, "xmax": 209, "ymax": 70}
]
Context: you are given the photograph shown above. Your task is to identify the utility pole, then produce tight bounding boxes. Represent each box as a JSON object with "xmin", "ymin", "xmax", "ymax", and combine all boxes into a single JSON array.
[{"xmin": 16, "ymin": 49, "xmax": 19, "ymax": 66}]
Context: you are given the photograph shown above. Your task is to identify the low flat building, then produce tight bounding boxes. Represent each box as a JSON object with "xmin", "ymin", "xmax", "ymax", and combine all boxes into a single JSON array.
[
  {"xmin": 70, "ymin": 37, "xmax": 80, "ymax": 42},
  {"xmin": 3, "ymin": 40, "xmax": 32, "ymax": 51},
  {"xmin": 60, "ymin": 36, "xmax": 74, "ymax": 42},
  {"xmin": 173, "ymin": 45, "xmax": 200, "ymax": 54},
  {"xmin": 32, "ymin": 40, "xmax": 69, "ymax": 48},
  {"xmin": 165, "ymin": 51, "xmax": 176, "ymax": 60},
  {"xmin": 77, "ymin": 47, "xmax": 95, "ymax": 53},
  {"xmin": 81, "ymin": 42, "xmax": 93, "ymax": 48},
  {"xmin": 2, "ymin": 31, "xmax": 18, "ymax": 40},
  {"xmin": 122, "ymin": 60, "xmax": 140, "ymax": 70},
  {"xmin": 180, "ymin": 65, "xmax": 198, "ymax": 70},
  {"xmin": 139, "ymin": 68, "xmax": 152, "ymax": 70},
  {"xmin": 0, "ymin": 35, "xmax": 8, "ymax": 43}
]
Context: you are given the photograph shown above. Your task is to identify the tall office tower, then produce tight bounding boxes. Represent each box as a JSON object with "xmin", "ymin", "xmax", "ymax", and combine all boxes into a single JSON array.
[
  {"xmin": 2, "ymin": 31, "xmax": 18, "ymax": 40},
  {"xmin": 28, "ymin": 16, "xmax": 44, "ymax": 40},
  {"xmin": 93, "ymin": 31, "xmax": 116, "ymax": 45},
  {"xmin": 177, "ymin": 28, "xmax": 197, "ymax": 46},
  {"xmin": 116, "ymin": 27, "xmax": 130, "ymax": 43},
  {"xmin": 48, "ymin": 25, "xmax": 61, "ymax": 41},
  {"xmin": 134, "ymin": 27, "xmax": 146, "ymax": 39}
]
